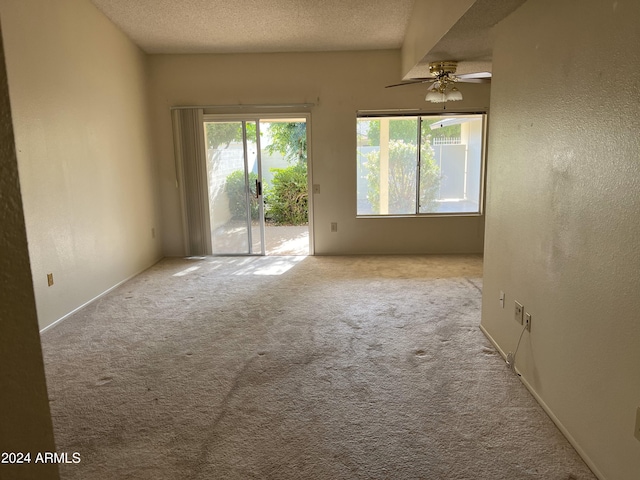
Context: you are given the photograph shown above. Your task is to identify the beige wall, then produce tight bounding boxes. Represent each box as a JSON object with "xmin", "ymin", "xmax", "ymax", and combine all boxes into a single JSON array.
[
  {"xmin": 0, "ymin": 22, "xmax": 59, "ymax": 480},
  {"xmin": 149, "ymin": 51, "xmax": 490, "ymax": 256},
  {"xmin": 481, "ymin": 1, "xmax": 640, "ymax": 479},
  {"xmin": 3, "ymin": 0, "xmax": 637, "ymax": 476},
  {"xmin": 401, "ymin": 0, "xmax": 475, "ymax": 78},
  {"xmin": 0, "ymin": 0, "xmax": 162, "ymax": 329}
]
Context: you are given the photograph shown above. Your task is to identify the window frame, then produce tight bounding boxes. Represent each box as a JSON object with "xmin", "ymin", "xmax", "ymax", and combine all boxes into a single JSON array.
[{"xmin": 356, "ymin": 111, "xmax": 488, "ymax": 218}]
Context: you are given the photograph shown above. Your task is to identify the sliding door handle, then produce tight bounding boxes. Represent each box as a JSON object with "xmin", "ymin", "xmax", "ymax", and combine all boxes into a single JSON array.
[{"xmin": 255, "ymin": 179, "xmax": 262, "ymax": 198}]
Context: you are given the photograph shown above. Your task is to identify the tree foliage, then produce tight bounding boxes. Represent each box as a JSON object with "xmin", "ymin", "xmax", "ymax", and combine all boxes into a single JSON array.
[
  {"xmin": 205, "ymin": 122, "xmax": 256, "ymax": 150},
  {"xmin": 366, "ymin": 118, "xmax": 418, "ymax": 145},
  {"xmin": 364, "ymin": 140, "xmax": 440, "ymax": 214},
  {"xmin": 264, "ymin": 122, "xmax": 307, "ymax": 164},
  {"xmin": 365, "ymin": 118, "xmax": 461, "ymax": 146}
]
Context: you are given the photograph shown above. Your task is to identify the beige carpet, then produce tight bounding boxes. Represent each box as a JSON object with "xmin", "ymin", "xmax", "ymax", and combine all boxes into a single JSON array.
[{"xmin": 41, "ymin": 255, "xmax": 596, "ymax": 479}]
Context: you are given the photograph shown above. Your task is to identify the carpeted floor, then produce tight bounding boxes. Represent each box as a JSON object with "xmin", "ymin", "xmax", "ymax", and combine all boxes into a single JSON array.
[{"xmin": 41, "ymin": 255, "xmax": 596, "ymax": 479}]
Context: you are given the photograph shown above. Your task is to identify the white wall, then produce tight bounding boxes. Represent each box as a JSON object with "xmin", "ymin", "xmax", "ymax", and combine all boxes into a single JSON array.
[
  {"xmin": 149, "ymin": 50, "xmax": 490, "ymax": 256},
  {"xmin": 0, "ymin": 0, "xmax": 162, "ymax": 329},
  {"xmin": 481, "ymin": 1, "xmax": 640, "ymax": 478}
]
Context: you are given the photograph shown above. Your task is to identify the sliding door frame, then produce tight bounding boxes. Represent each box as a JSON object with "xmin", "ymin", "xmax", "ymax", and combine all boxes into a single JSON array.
[{"xmin": 201, "ymin": 112, "xmax": 314, "ymax": 256}]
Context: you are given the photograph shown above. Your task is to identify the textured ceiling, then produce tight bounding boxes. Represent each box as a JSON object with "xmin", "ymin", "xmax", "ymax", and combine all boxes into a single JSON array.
[
  {"xmin": 90, "ymin": 0, "xmax": 527, "ymax": 78},
  {"xmin": 90, "ymin": 0, "xmax": 416, "ymax": 54}
]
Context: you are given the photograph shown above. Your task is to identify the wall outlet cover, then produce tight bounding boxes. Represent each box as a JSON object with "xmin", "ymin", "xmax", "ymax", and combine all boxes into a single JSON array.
[{"xmin": 514, "ymin": 301, "xmax": 523, "ymax": 324}]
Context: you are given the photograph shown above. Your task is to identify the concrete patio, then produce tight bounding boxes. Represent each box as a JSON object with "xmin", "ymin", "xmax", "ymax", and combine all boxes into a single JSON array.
[{"xmin": 211, "ymin": 221, "xmax": 309, "ymax": 256}]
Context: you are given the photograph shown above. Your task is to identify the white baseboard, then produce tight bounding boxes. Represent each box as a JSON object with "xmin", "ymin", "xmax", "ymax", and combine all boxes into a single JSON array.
[
  {"xmin": 39, "ymin": 257, "xmax": 163, "ymax": 334},
  {"xmin": 478, "ymin": 324, "xmax": 605, "ymax": 480}
]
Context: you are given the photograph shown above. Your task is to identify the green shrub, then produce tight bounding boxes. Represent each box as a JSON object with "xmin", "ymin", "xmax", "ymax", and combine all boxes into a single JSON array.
[
  {"xmin": 364, "ymin": 140, "xmax": 440, "ymax": 214},
  {"xmin": 265, "ymin": 163, "xmax": 308, "ymax": 225},
  {"xmin": 225, "ymin": 170, "xmax": 259, "ymax": 220}
]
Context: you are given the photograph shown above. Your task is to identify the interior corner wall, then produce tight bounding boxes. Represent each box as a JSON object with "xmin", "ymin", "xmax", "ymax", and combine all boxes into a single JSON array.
[
  {"xmin": 0, "ymin": 22, "xmax": 59, "ymax": 480},
  {"xmin": 480, "ymin": 1, "xmax": 640, "ymax": 479},
  {"xmin": 149, "ymin": 50, "xmax": 490, "ymax": 256},
  {"xmin": 0, "ymin": 0, "xmax": 162, "ymax": 329}
]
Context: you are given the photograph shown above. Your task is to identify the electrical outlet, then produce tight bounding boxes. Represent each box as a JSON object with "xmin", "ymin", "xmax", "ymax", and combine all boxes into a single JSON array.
[
  {"xmin": 47, "ymin": 273, "xmax": 54, "ymax": 287},
  {"xmin": 331, "ymin": 222, "xmax": 338, "ymax": 232},
  {"xmin": 313, "ymin": 184, "xmax": 320, "ymax": 194},
  {"xmin": 524, "ymin": 312, "xmax": 532, "ymax": 332},
  {"xmin": 514, "ymin": 301, "xmax": 523, "ymax": 324},
  {"xmin": 635, "ymin": 407, "xmax": 640, "ymax": 442},
  {"xmin": 499, "ymin": 291, "xmax": 505, "ymax": 308}
]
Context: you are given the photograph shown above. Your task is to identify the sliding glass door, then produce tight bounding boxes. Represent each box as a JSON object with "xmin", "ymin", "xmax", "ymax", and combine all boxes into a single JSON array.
[
  {"xmin": 204, "ymin": 120, "xmax": 265, "ymax": 255},
  {"xmin": 201, "ymin": 116, "xmax": 310, "ymax": 256}
]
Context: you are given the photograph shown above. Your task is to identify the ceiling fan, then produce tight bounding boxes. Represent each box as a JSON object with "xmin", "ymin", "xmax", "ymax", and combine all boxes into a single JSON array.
[{"xmin": 386, "ymin": 61, "xmax": 491, "ymax": 103}]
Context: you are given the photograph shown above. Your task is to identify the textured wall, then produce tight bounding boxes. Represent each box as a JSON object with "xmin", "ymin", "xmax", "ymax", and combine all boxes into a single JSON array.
[
  {"xmin": 0, "ymin": 22, "xmax": 59, "ymax": 480},
  {"xmin": 149, "ymin": 50, "xmax": 490, "ymax": 256},
  {"xmin": 0, "ymin": 0, "xmax": 162, "ymax": 329},
  {"xmin": 481, "ymin": 0, "xmax": 640, "ymax": 478}
]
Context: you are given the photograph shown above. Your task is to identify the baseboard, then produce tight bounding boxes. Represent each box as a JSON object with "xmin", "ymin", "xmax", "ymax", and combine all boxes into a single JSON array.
[
  {"xmin": 478, "ymin": 324, "xmax": 606, "ymax": 480},
  {"xmin": 39, "ymin": 257, "xmax": 163, "ymax": 334},
  {"xmin": 479, "ymin": 323, "xmax": 508, "ymax": 360}
]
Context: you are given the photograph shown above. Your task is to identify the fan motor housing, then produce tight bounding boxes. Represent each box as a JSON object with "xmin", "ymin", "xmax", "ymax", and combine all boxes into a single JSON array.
[{"xmin": 429, "ymin": 61, "xmax": 458, "ymax": 77}]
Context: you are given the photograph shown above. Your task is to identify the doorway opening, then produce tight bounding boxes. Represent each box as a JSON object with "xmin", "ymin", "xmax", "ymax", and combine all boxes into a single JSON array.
[{"xmin": 203, "ymin": 116, "xmax": 310, "ymax": 256}]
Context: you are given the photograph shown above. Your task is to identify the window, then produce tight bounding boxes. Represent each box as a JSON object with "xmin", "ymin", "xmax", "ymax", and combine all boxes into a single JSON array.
[{"xmin": 356, "ymin": 113, "xmax": 486, "ymax": 216}]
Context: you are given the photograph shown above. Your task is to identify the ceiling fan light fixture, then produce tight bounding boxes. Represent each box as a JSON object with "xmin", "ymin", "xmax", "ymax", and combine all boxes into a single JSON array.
[
  {"xmin": 387, "ymin": 60, "xmax": 486, "ymax": 103},
  {"xmin": 445, "ymin": 86, "xmax": 463, "ymax": 102},
  {"xmin": 425, "ymin": 90, "xmax": 445, "ymax": 103}
]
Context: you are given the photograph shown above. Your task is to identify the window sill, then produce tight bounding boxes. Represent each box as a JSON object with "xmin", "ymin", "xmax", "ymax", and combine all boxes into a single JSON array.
[{"xmin": 356, "ymin": 212, "xmax": 483, "ymax": 219}]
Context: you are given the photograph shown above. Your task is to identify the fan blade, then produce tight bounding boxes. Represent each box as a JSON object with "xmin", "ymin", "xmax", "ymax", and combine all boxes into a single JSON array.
[
  {"xmin": 456, "ymin": 71, "xmax": 492, "ymax": 79},
  {"xmin": 456, "ymin": 77, "xmax": 491, "ymax": 84},
  {"xmin": 385, "ymin": 78, "xmax": 435, "ymax": 88},
  {"xmin": 456, "ymin": 71, "xmax": 492, "ymax": 83}
]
